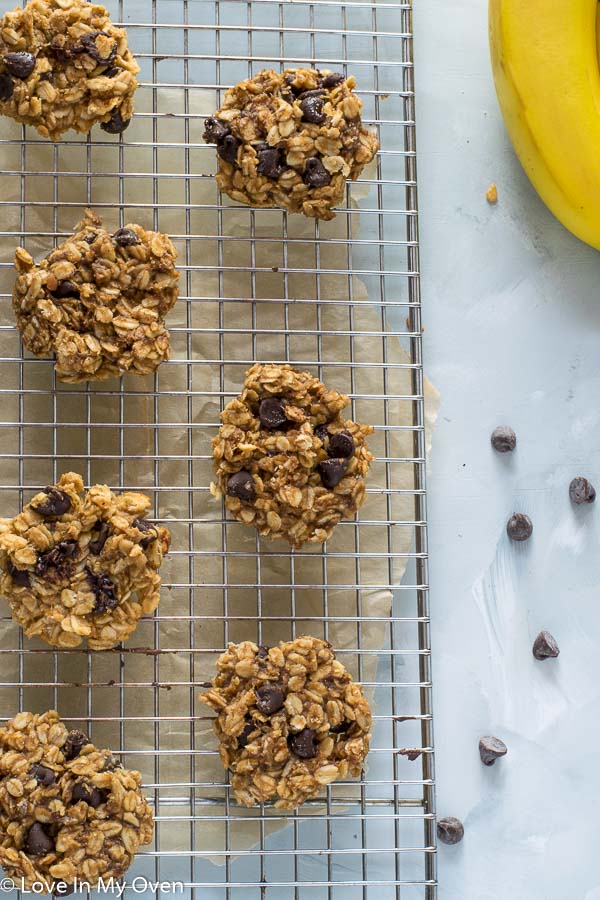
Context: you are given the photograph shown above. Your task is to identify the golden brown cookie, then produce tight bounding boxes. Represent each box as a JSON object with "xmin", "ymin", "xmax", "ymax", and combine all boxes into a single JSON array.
[
  {"xmin": 0, "ymin": 0, "xmax": 139, "ymax": 139},
  {"xmin": 200, "ymin": 637, "xmax": 372, "ymax": 809},
  {"xmin": 13, "ymin": 211, "xmax": 179, "ymax": 383},
  {"xmin": 203, "ymin": 67, "xmax": 379, "ymax": 220},
  {"xmin": 0, "ymin": 710, "xmax": 153, "ymax": 892},
  {"xmin": 0, "ymin": 472, "xmax": 170, "ymax": 649},
  {"xmin": 212, "ymin": 363, "xmax": 374, "ymax": 547}
]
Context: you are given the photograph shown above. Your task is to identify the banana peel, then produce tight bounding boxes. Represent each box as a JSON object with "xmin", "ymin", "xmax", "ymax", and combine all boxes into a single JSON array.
[{"xmin": 489, "ymin": 0, "xmax": 600, "ymax": 249}]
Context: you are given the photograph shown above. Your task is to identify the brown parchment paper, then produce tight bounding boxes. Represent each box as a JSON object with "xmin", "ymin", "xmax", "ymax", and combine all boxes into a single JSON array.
[{"xmin": 0, "ymin": 87, "xmax": 439, "ymax": 860}]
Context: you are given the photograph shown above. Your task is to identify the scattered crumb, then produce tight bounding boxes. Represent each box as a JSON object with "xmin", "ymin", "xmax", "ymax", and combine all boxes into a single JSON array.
[
  {"xmin": 486, "ymin": 182, "xmax": 498, "ymax": 204},
  {"xmin": 399, "ymin": 748, "xmax": 423, "ymax": 761}
]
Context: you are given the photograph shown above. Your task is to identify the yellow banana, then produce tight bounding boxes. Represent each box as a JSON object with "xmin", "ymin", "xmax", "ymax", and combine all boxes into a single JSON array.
[{"xmin": 489, "ymin": 0, "xmax": 600, "ymax": 249}]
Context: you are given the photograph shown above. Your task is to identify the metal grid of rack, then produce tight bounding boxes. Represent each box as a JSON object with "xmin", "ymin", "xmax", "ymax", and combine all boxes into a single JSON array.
[{"xmin": 0, "ymin": 0, "xmax": 435, "ymax": 896}]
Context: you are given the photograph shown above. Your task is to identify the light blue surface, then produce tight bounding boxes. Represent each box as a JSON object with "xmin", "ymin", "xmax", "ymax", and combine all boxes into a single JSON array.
[{"xmin": 415, "ymin": 2, "xmax": 600, "ymax": 898}]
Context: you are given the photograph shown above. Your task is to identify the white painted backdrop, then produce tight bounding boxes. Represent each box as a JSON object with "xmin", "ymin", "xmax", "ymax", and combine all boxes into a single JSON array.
[{"xmin": 415, "ymin": 2, "xmax": 600, "ymax": 898}]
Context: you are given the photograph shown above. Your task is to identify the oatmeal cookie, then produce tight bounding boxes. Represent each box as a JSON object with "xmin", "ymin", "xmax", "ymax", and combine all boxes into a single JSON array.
[
  {"xmin": 13, "ymin": 210, "xmax": 179, "ymax": 383},
  {"xmin": 212, "ymin": 363, "xmax": 374, "ymax": 547},
  {"xmin": 0, "ymin": 710, "xmax": 153, "ymax": 892},
  {"xmin": 0, "ymin": 472, "xmax": 170, "ymax": 650},
  {"xmin": 203, "ymin": 67, "xmax": 379, "ymax": 220},
  {"xmin": 200, "ymin": 636, "xmax": 372, "ymax": 809},
  {"xmin": 0, "ymin": 0, "xmax": 139, "ymax": 140}
]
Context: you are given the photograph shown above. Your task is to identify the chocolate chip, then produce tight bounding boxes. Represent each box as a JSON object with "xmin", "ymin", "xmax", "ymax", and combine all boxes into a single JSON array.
[
  {"xmin": 30, "ymin": 764, "xmax": 56, "ymax": 787},
  {"xmin": 6, "ymin": 560, "xmax": 30, "ymax": 587},
  {"xmin": 25, "ymin": 823, "xmax": 54, "ymax": 855},
  {"xmin": 203, "ymin": 116, "xmax": 230, "ymax": 144},
  {"xmin": 49, "ymin": 37, "xmax": 83, "ymax": 65},
  {"xmin": 328, "ymin": 431, "xmax": 354, "ymax": 458},
  {"xmin": 63, "ymin": 730, "xmax": 90, "ymax": 761},
  {"xmin": 329, "ymin": 720, "xmax": 350, "ymax": 734},
  {"xmin": 321, "ymin": 72, "xmax": 345, "ymax": 89},
  {"xmin": 303, "ymin": 157, "xmax": 331, "ymax": 188},
  {"xmin": 569, "ymin": 476, "xmax": 596, "ymax": 505},
  {"xmin": 88, "ymin": 521, "xmax": 110, "ymax": 555},
  {"xmin": 284, "ymin": 73, "xmax": 303, "ymax": 95},
  {"xmin": 490, "ymin": 425, "xmax": 516, "ymax": 453},
  {"xmin": 298, "ymin": 88, "xmax": 326, "ymax": 99},
  {"xmin": 0, "ymin": 72, "xmax": 13, "ymax": 101},
  {"xmin": 437, "ymin": 816, "xmax": 464, "ymax": 845},
  {"xmin": 318, "ymin": 458, "xmax": 348, "ymax": 489},
  {"xmin": 4, "ymin": 51, "xmax": 35, "ymax": 79},
  {"xmin": 103, "ymin": 66, "xmax": 119, "ymax": 78},
  {"xmin": 506, "ymin": 512, "xmax": 533, "ymax": 542},
  {"xmin": 299, "ymin": 93, "xmax": 326, "ymax": 124},
  {"xmin": 315, "ymin": 423, "xmax": 329, "ymax": 443},
  {"xmin": 87, "ymin": 568, "xmax": 118, "ymax": 615},
  {"xmin": 217, "ymin": 134, "xmax": 241, "ymax": 164},
  {"xmin": 71, "ymin": 781, "xmax": 106, "ymax": 808},
  {"xmin": 226, "ymin": 471, "xmax": 255, "ymax": 502},
  {"xmin": 532, "ymin": 630, "xmax": 560, "ymax": 660},
  {"xmin": 478, "ymin": 736, "xmax": 507, "ymax": 766},
  {"xmin": 257, "ymin": 146, "xmax": 284, "ymax": 180},
  {"xmin": 255, "ymin": 683, "xmax": 284, "ymax": 715},
  {"xmin": 112, "ymin": 227, "xmax": 139, "ymax": 247},
  {"xmin": 237, "ymin": 721, "xmax": 255, "ymax": 749},
  {"xmin": 257, "ymin": 645, "xmax": 269, "ymax": 659},
  {"xmin": 35, "ymin": 540, "xmax": 77, "ymax": 577},
  {"xmin": 101, "ymin": 108, "xmax": 130, "ymax": 134},
  {"xmin": 288, "ymin": 728, "xmax": 317, "ymax": 759},
  {"xmin": 81, "ymin": 31, "xmax": 117, "ymax": 65},
  {"xmin": 83, "ymin": 231, "xmax": 97, "ymax": 243},
  {"xmin": 53, "ymin": 883, "xmax": 75, "ymax": 897},
  {"xmin": 133, "ymin": 518, "xmax": 158, "ymax": 548},
  {"xmin": 50, "ymin": 280, "xmax": 80, "ymax": 300},
  {"xmin": 259, "ymin": 398, "xmax": 287, "ymax": 430},
  {"xmin": 102, "ymin": 754, "xmax": 122, "ymax": 772}
]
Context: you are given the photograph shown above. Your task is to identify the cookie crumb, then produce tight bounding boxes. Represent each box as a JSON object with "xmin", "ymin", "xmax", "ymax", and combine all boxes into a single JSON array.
[{"xmin": 486, "ymin": 182, "xmax": 498, "ymax": 204}]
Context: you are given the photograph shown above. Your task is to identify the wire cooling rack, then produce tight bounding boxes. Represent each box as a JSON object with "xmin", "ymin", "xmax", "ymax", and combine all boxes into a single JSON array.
[{"xmin": 0, "ymin": 0, "xmax": 435, "ymax": 896}]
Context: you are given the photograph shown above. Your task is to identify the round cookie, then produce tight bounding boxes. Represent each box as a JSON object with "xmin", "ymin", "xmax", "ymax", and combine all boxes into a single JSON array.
[
  {"xmin": 200, "ymin": 636, "xmax": 372, "ymax": 809},
  {"xmin": 0, "ymin": 710, "xmax": 153, "ymax": 892},
  {"xmin": 13, "ymin": 210, "xmax": 179, "ymax": 383},
  {"xmin": 203, "ymin": 67, "xmax": 379, "ymax": 220},
  {"xmin": 0, "ymin": 0, "xmax": 139, "ymax": 140},
  {"xmin": 0, "ymin": 472, "xmax": 170, "ymax": 650},
  {"xmin": 212, "ymin": 363, "xmax": 374, "ymax": 547}
]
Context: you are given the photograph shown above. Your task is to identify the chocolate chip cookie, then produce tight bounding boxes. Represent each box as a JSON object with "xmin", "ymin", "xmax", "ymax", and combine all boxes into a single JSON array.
[
  {"xmin": 212, "ymin": 363, "xmax": 374, "ymax": 547},
  {"xmin": 203, "ymin": 67, "xmax": 379, "ymax": 220},
  {"xmin": 0, "ymin": 472, "xmax": 170, "ymax": 650},
  {"xmin": 0, "ymin": 0, "xmax": 139, "ymax": 140},
  {"xmin": 0, "ymin": 710, "xmax": 153, "ymax": 892},
  {"xmin": 13, "ymin": 210, "xmax": 179, "ymax": 383},
  {"xmin": 200, "ymin": 636, "xmax": 372, "ymax": 809}
]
